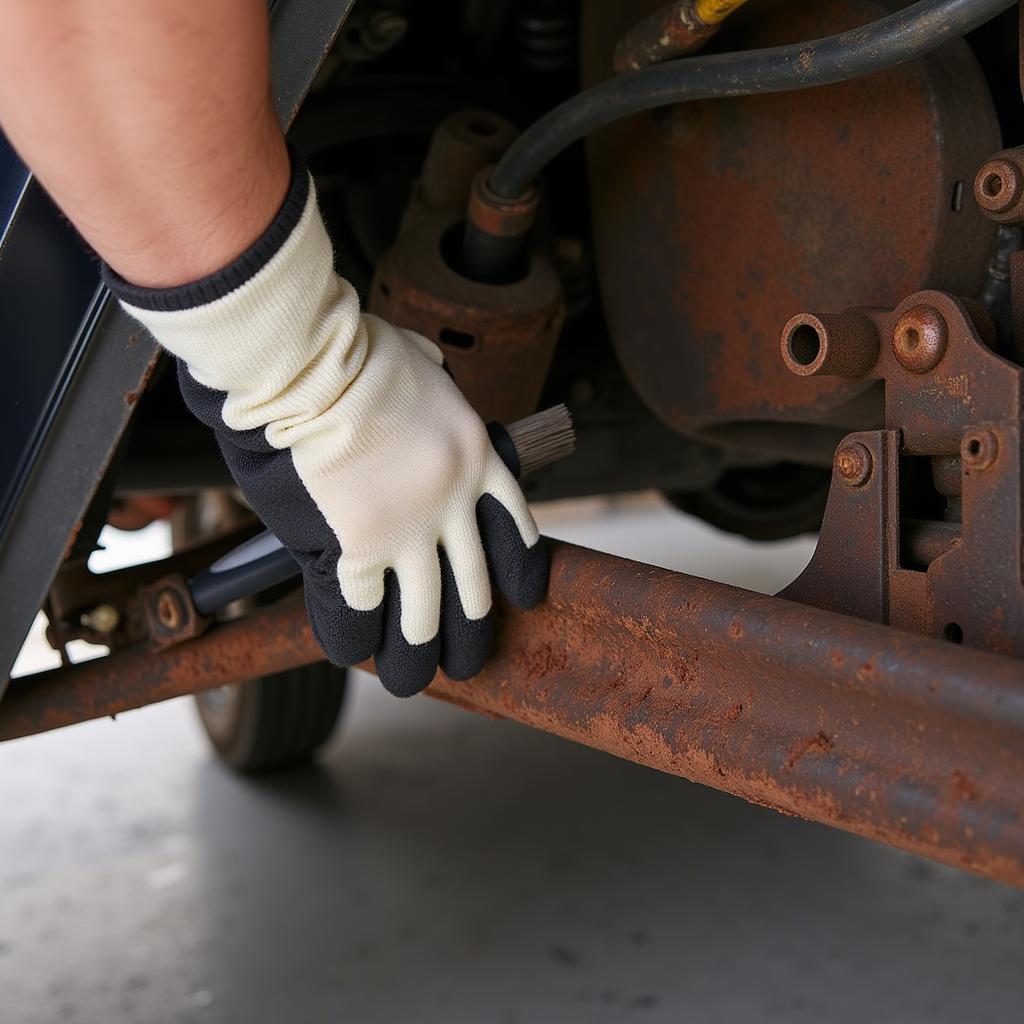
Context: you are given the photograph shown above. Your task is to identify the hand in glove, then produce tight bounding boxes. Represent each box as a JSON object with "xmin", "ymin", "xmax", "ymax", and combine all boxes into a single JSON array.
[{"xmin": 104, "ymin": 151, "xmax": 548, "ymax": 696}]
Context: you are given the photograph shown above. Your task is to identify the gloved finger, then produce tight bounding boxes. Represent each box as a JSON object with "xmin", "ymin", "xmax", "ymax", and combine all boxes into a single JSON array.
[
  {"xmin": 392, "ymin": 543, "xmax": 442, "ymax": 645},
  {"xmin": 440, "ymin": 516, "xmax": 492, "ymax": 622},
  {"xmin": 476, "ymin": 492, "xmax": 549, "ymax": 610},
  {"xmin": 298, "ymin": 550, "xmax": 383, "ymax": 667},
  {"xmin": 375, "ymin": 569, "xmax": 441, "ymax": 697},
  {"xmin": 337, "ymin": 550, "xmax": 386, "ymax": 613},
  {"xmin": 438, "ymin": 546, "xmax": 493, "ymax": 681},
  {"xmin": 483, "ymin": 462, "xmax": 541, "ymax": 549}
]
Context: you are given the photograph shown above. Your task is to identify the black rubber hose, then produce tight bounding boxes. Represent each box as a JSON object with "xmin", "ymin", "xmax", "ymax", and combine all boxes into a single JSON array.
[{"xmin": 488, "ymin": 0, "xmax": 1016, "ymax": 199}]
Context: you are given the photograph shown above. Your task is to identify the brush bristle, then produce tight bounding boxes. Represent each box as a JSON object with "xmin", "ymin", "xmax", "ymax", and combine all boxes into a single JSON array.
[{"xmin": 506, "ymin": 404, "xmax": 575, "ymax": 476}]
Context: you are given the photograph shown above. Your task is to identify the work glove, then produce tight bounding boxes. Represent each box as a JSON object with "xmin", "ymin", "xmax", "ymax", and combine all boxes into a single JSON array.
[{"xmin": 103, "ymin": 151, "xmax": 548, "ymax": 696}]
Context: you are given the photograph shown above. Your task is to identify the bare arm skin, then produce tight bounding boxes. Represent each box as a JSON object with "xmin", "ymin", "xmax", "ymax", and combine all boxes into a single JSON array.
[{"xmin": 0, "ymin": 0, "xmax": 289, "ymax": 288}]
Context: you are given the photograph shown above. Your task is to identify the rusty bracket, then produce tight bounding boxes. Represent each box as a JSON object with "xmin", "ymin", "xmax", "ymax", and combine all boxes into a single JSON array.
[
  {"xmin": 137, "ymin": 574, "xmax": 210, "ymax": 650},
  {"xmin": 369, "ymin": 107, "xmax": 565, "ymax": 424},
  {"xmin": 44, "ymin": 521, "xmax": 256, "ymax": 652},
  {"xmin": 780, "ymin": 290, "xmax": 1024, "ymax": 657}
]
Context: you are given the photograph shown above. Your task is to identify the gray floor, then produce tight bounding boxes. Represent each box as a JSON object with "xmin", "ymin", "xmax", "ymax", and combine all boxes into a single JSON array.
[{"xmin": 2, "ymin": 498, "xmax": 1022, "ymax": 1024}]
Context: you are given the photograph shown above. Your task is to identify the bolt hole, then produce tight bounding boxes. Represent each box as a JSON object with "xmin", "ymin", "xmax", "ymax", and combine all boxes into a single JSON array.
[
  {"xmin": 943, "ymin": 622, "xmax": 964, "ymax": 644},
  {"xmin": 788, "ymin": 323, "xmax": 822, "ymax": 366},
  {"xmin": 903, "ymin": 327, "xmax": 920, "ymax": 351},
  {"xmin": 439, "ymin": 326, "xmax": 477, "ymax": 350},
  {"xmin": 982, "ymin": 172, "xmax": 1003, "ymax": 198},
  {"xmin": 467, "ymin": 118, "xmax": 499, "ymax": 137},
  {"xmin": 966, "ymin": 438, "xmax": 982, "ymax": 458}
]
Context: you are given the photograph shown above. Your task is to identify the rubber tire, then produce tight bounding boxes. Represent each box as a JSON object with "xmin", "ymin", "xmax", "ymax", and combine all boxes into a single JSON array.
[
  {"xmin": 193, "ymin": 662, "xmax": 347, "ymax": 773},
  {"xmin": 665, "ymin": 463, "xmax": 830, "ymax": 542}
]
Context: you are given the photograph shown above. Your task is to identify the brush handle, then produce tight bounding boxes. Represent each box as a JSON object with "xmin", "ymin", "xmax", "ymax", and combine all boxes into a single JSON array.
[
  {"xmin": 190, "ymin": 532, "xmax": 301, "ymax": 616},
  {"xmin": 191, "ymin": 419, "xmax": 521, "ymax": 615}
]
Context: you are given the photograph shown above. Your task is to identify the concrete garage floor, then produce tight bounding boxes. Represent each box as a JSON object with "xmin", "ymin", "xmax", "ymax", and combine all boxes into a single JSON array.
[{"xmin": 2, "ymin": 497, "xmax": 1023, "ymax": 1023}]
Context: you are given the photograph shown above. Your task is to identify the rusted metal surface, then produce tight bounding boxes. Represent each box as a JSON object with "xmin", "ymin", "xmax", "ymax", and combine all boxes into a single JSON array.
[
  {"xmin": 781, "ymin": 311, "xmax": 880, "ymax": 379},
  {"xmin": 139, "ymin": 575, "xmax": 209, "ymax": 650},
  {"xmin": 399, "ymin": 110, "xmax": 519, "ymax": 235},
  {"xmin": 581, "ymin": 0, "xmax": 999, "ymax": 443},
  {"xmin": 974, "ymin": 148, "xmax": 1024, "ymax": 224},
  {"xmin": 612, "ymin": 1, "xmax": 719, "ymax": 74},
  {"xmin": 4, "ymin": 541, "xmax": 1024, "ymax": 887},
  {"xmin": 46, "ymin": 520, "xmax": 259, "ymax": 651},
  {"xmin": 834, "ymin": 440, "xmax": 873, "ymax": 488},
  {"xmin": 781, "ymin": 290, "xmax": 1024, "ymax": 657},
  {"xmin": 370, "ymin": 106, "xmax": 565, "ymax": 422},
  {"xmin": 891, "ymin": 304, "xmax": 950, "ymax": 373},
  {"xmin": 1, "ymin": 592, "xmax": 318, "ymax": 740},
  {"xmin": 369, "ymin": 211, "xmax": 565, "ymax": 423},
  {"xmin": 467, "ymin": 166, "xmax": 539, "ymax": 239},
  {"xmin": 613, "ymin": 0, "xmax": 751, "ymax": 75},
  {"xmin": 976, "ymin": 144, "xmax": 1024, "ymax": 365}
]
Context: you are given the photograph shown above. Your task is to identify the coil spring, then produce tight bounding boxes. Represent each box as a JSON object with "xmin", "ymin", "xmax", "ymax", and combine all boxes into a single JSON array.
[{"xmin": 516, "ymin": 1, "xmax": 577, "ymax": 74}]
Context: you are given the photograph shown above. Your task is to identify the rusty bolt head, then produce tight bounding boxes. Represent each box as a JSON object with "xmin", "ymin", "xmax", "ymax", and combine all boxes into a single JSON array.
[
  {"xmin": 835, "ymin": 441, "xmax": 873, "ymax": 488},
  {"xmin": 892, "ymin": 305, "xmax": 948, "ymax": 373},
  {"xmin": 156, "ymin": 588, "xmax": 184, "ymax": 631},
  {"xmin": 974, "ymin": 156, "xmax": 1024, "ymax": 222},
  {"xmin": 961, "ymin": 429, "xmax": 999, "ymax": 471}
]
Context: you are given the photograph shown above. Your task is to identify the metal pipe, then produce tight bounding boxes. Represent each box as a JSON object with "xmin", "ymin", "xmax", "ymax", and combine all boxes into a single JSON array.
[
  {"xmin": 3, "ymin": 541, "xmax": 1024, "ymax": 886},
  {"xmin": 613, "ymin": 0, "xmax": 749, "ymax": 75}
]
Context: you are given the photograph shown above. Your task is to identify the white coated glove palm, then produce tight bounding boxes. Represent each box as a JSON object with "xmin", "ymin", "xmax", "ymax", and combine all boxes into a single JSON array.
[{"xmin": 107, "ymin": 155, "xmax": 548, "ymax": 695}]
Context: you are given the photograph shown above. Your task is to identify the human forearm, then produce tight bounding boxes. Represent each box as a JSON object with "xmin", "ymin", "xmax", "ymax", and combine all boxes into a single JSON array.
[{"xmin": 0, "ymin": 0, "xmax": 288, "ymax": 287}]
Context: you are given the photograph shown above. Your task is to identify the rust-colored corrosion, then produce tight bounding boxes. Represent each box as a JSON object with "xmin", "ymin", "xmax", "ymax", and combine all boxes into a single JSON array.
[
  {"xmin": 4, "ymin": 542, "xmax": 1024, "ymax": 888},
  {"xmin": 369, "ymin": 211, "xmax": 565, "ymax": 423},
  {"xmin": 781, "ymin": 312, "xmax": 880, "ymax": 379},
  {"xmin": 892, "ymin": 304, "xmax": 949, "ymax": 374},
  {"xmin": 582, "ymin": 0, "xmax": 998, "ymax": 440},
  {"xmin": 400, "ymin": 110, "xmax": 519, "ymax": 234},
  {"xmin": 781, "ymin": 291, "xmax": 1024, "ymax": 658},
  {"xmin": 974, "ymin": 148, "xmax": 1024, "ymax": 223},
  {"xmin": 612, "ymin": 0, "xmax": 719, "ymax": 74},
  {"xmin": 467, "ymin": 167, "xmax": 539, "ymax": 239}
]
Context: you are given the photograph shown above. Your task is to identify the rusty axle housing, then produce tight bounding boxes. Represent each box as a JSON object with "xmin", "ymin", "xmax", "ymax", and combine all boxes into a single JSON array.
[{"xmin": 4, "ymin": 541, "xmax": 1024, "ymax": 888}]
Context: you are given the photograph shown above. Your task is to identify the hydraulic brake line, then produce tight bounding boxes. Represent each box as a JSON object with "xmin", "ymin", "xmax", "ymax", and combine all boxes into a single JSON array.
[
  {"xmin": 461, "ymin": 0, "xmax": 1014, "ymax": 280},
  {"xmin": 489, "ymin": 0, "xmax": 1015, "ymax": 199}
]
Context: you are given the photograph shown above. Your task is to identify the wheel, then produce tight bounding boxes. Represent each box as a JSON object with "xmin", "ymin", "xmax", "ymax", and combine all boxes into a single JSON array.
[
  {"xmin": 194, "ymin": 663, "xmax": 348, "ymax": 772},
  {"xmin": 666, "ymin": 463, "xmax": 830, "ymax": 542},
  {"xmin": 172, "ymin": 492, "xmax": 348, "ymax": 772}
]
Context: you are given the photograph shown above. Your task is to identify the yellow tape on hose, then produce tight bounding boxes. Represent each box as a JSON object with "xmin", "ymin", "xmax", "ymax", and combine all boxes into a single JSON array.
[{"xmin": 694, "ymin": 0, "xmax": 749, "ymax": 26}]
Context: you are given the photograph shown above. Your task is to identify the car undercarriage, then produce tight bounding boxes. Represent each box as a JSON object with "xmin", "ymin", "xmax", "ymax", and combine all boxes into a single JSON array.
[{"xmin": 2, "ymin": 0, "xmax": 1023, "ymax": 886}]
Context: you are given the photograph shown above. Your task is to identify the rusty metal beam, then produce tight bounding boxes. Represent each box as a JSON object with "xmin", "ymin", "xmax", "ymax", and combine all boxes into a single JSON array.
[{"xmin": 3, "ymin": 541, "xmax": 1024, "ymax": 886}]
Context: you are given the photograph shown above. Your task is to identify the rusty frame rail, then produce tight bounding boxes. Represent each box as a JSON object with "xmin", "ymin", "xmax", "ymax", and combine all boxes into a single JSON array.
[{"xmin": 3, "ymin": 540, "xmax": 1023, "ymax": 887}]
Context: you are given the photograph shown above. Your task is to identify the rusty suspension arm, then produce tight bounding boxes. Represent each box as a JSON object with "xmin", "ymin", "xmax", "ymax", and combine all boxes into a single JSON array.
[{"xmin": 3, "ymin": 541, "xmax": 1024, "ymax": 887}]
